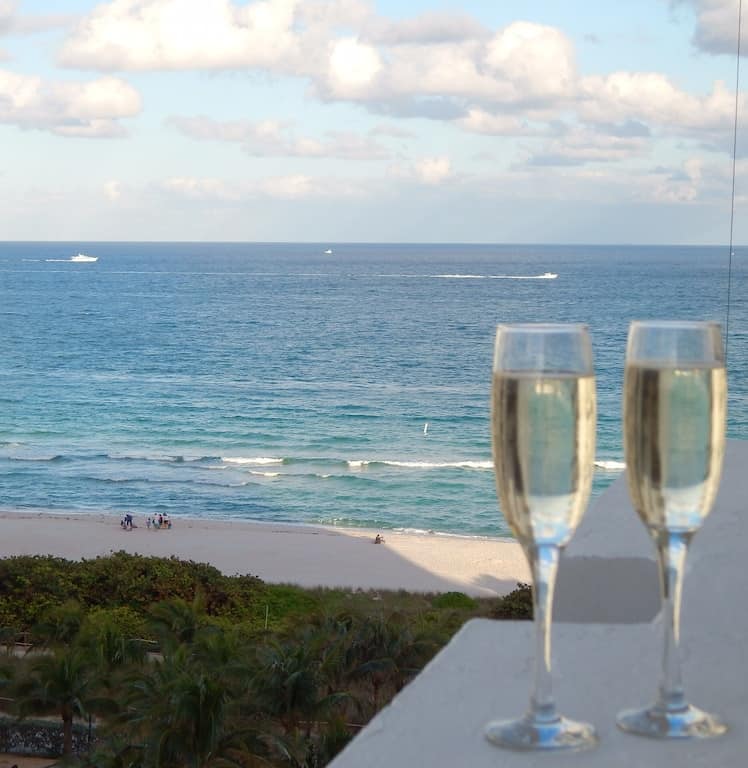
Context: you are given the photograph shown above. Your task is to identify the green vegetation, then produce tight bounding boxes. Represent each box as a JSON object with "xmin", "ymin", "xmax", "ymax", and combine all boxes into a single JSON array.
[{"xmin": 0, "ymin": 552, "xmax": 532, "ymax": 767}]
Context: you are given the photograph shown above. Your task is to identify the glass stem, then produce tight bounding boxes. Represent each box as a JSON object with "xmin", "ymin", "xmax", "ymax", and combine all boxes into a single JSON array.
[
  {"xmin": 654, "ymin": 530, "xmax": 692, "ymax": 713},
  {"xmin": 530, "ymin": 543, "xmax": 560, "ymax": 722}
]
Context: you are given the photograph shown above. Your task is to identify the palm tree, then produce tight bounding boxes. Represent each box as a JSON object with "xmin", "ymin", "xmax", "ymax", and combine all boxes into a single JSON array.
[
  {"xmin": 252, "ymin": 640, "xmax": 324, "ymax": 734},
  {"xmin": 32, "ymin": 600, "xmax": 86, "ymax": 648},
  {"xmin": 349, "ymin": 613, "xmax": 436, "ymax": 712},
  {"xmin": 148, "ymin": 594, "xmax": 211, "ymax": 651},
  {"xmin": 117, "ymin": 642, "xmax": 265, "ymax": 767},
  {"xmin": 14, "ymin": 646, "xmax": 96, "ymax": 757},
  {"xmin": 78, "ymin": 614, "xmax": 149, "ymax": 674}
]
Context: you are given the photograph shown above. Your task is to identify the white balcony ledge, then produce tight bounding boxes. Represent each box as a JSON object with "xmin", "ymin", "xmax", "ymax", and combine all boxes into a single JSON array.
[{"xmin": 331, "ymin": 440, "xmax": 748, "ymax": 767}]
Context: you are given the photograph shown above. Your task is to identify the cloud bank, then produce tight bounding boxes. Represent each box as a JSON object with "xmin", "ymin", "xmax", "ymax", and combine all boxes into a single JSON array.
[
  {"xmin": 54, "ymin": 0, "xmax": 742, "ymax": 163},
  {"xmin": 0, "ymin": 70, "xmax": 141, "ymax": 136}
]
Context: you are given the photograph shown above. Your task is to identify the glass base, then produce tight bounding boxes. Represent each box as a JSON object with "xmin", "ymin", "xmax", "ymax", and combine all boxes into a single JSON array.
[
  {"xmin": 485, "ymin": 712, "xmax": 598, "ymax": 752},
  {"xmin": 617, "ymin": 702, "xmax": 727, "ymax": 739}
]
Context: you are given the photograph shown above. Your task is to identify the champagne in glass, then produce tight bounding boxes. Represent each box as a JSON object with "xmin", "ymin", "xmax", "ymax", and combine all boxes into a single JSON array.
[
  {"xmin": 485, "ymin": 323, "xmax": 597, "ymax": 751},
  {"xmin": 617, "ymin": 320, "xmax": 727, "ymax": 739}
]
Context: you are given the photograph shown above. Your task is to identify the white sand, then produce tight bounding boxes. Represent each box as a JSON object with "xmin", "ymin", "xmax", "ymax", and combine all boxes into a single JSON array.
[{"xmin": 0, "ymin": 510, "xmax": 529, "ymax": 597}]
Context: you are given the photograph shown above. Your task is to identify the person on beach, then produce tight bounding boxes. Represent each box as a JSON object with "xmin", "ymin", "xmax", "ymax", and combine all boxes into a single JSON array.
[{"xmin": 374, "ymin": 534, "xmax": 385, "ymax": 544}]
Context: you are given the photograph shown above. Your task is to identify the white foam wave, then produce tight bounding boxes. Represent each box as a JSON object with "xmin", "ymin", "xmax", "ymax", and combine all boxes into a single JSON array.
[
  {"xmin": 595, "ymin": 460, "xmax": 626, "ymax": 471},
  {"xmin": 9, "ymin": 455, "xmax": 62, "ymax": 462},
  {"xmin": 347, "ymin": 459, "xmax": 491, "ymax": 470},
  {"xmin": 249, "ymin": 470, "xmax": 280, "ymax": 477},
  {"xmin": 222, "ymin": 456, "xmax": 284, "ymax": 466},
  {"xmin": 382, "ymin": 459, "xmax": 492, "ymax": 470},
  {"xmin": 108, "ymin": 451, "xmax": 194, "ymax": 463},
  {"xmin": 393, "ymin": 527, "xmax": 493, "ymax": 540}
]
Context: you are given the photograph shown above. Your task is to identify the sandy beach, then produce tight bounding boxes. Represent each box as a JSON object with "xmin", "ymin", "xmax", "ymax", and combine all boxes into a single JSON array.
[{"xmin": 0, "ymin": 510, "xmax": 529, "ymax": 598}]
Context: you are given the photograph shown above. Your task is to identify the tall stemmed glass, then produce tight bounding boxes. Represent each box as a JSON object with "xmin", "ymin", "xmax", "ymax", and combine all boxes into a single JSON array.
[
  {"xmin": 617, "ymin": 320, "xmax": 727, "ymax": 739},
  {"xmin": 485, "ymin": 323, "xmax": 597, "ymax": 751}
]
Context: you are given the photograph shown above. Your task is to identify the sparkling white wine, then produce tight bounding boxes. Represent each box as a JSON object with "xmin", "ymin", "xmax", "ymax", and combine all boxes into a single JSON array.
[
  {"xmin": 491, "ymin": 372, "xmax": 596, "ymax": 547},
  {"xmin": 624, "ymin": 363, "xmax": 726, "ymax": 532}
]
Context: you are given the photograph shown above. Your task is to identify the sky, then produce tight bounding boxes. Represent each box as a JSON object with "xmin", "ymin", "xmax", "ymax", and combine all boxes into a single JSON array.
[{"xmin": 0, "ymin": 0, "xmax": 746, "ymax": 243}]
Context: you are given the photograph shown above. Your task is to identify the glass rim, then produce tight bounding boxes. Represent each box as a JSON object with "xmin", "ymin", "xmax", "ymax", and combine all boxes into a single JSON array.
[
  {"xmin": 496, "ymin": 322, "xmax": 589, "ymax": 333},
  {"xmin": 629, "ymin": 320, "xmax": 721, "ymax": 330}
]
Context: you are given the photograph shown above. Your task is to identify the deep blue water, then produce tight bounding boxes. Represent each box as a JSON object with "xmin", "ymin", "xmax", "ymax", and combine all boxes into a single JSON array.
[{"xmin": 0, "ymin": 242, "xmax": 745, "ymax": 536}]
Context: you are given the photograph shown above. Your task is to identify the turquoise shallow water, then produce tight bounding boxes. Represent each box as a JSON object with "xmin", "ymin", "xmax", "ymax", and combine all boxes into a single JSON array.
[{"xmin": 0, "ymin": 242, "xmax": 745, "ymax": 536}]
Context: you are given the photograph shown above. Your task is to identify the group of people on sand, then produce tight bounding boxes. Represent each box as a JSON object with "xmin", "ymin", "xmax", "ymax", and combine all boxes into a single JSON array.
[
  {"xmin": 147, "ymin": 513, "xmax": 171, "ymax": 530},
  {"xmin": 120, "ymin": 513, "xmax": 172, "ymax": 530}
]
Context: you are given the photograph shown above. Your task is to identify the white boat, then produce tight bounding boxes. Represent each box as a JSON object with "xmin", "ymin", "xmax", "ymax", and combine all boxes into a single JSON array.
[
  {"xmin": 324, "ymin": 249, "xmax": 333, "ymax": 254},
  {"xmin": 71, "ymin": 253, "xmax": 98, "ymax": 263},
  {"xmin": 539, "ymin": 272, "xmax": 557, "ymax": 279}
]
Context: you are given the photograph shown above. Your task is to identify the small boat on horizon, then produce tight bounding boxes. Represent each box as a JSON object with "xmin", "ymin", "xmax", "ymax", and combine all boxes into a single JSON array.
[
  {"xmin": 71, "ymin": 253, "xmax": 98, "ymax": 263},
  {"xmin": 324, "ymin": 249, "xmax": 333, "ymax": 254},
  {"xmin": 539, "ymin": 272, "xmax": 557, "ymax": 279}
]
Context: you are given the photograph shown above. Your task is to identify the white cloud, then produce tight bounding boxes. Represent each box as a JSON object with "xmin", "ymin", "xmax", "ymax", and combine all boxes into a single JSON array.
[
  {"xmin": 161, "ymin": 176, "xmax": 243, "ymax": 200},
  {"xmin": 483, "ymin": 22, "xmax": 576, "ymax": 102},
  {"xmin": 0, "ymin": 69, "xmax": 141, "ymax": 136},
  {"xmin": 326, "ymin": 37, "xmax": 382, "ymax": 98},
  {"xmin": 0, "ymin": 1, "xmax": 77, "ymax": 36},
  {"xmin": 523, "ymin": 126, "xmax": 649, "ymax": 167},
  {"xmin": 362, "ymin": 11, "xmax": 488, "ymax": 45},
  {"xmin": 648, "ymin": 159, "xmax": 702, "ymax": 202},
  {"xmin": 167, "ymin": 114, "xmax": 389, "ymax": 159},
  {"xmin": 0, "ymin": 1, "xmax": 14, "ymax": 33},
  {"xmin": 370, "ymin": 122, "xmax": 415, "ymax": 138},
  {"xmin": 672, "ymin": 0, "xmax": 744, "ymax": 56},
  {"xmin": 414, "ymin": 156, "xmax": 452, "ymax": 184},
  {"xmin": 12, "ymin": 14, "xmax": 78, "ymax": 36},
  {"xmin": 53, "ymin": 0, "xmax": 745, "ymax": 161},
  {"xmin": 58, "ymin": 3, "xmax": 577, "ymax": 109},
  {"xmin": 579, "ymin": 71, "xmax": 735, "ymax": 132},
  {"xmin": 261, "ymin": 174, "xmax": 314, "ymax": 199},
  {"xmin": 458, "ymin": 108, "xmax": 537, "ymax": 136},
  {"xmin": 159, "ymin": 173, "xmax": 351, "ymax": 200},
  {"xmin": 103, "ymin": 179, "xmax": 123, "ymax": 200},
  {"xmin": 59, "ymin": 0, "xmax": 301, "ymax": 71}
]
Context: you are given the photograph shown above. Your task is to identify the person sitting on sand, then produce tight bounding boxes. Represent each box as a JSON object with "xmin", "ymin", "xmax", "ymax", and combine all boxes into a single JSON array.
[{"xmin": 374, "ymin": 534, "xmax": 385, "ymax": 544}]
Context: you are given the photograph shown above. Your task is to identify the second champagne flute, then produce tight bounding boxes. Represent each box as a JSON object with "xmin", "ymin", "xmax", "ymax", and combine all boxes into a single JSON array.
[
  {"xmin": 485, "ymin": 323, "xmax": 597, "ymax": 751},
  {"xmin": 617, "ymin": 320, "xmax": 727, "ymax": 739}
]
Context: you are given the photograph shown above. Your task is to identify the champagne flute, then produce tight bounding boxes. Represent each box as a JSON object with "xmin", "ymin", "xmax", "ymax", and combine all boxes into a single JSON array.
[
  {"xmin": 617, "ymin": 320, "xmax": 727, "ymax": 739},
  {"xmin": 485, "ymin": 323, "xmax": 597, "ymax": 751}
]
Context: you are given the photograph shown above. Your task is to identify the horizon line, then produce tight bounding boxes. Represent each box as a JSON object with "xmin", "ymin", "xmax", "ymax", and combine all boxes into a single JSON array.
[{"xmin": 0, "ymin": 240, "xmax": 744, "ymax": 248}]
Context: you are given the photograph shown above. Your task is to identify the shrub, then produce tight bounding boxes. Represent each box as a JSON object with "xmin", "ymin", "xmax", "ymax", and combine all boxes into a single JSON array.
[
  {"xmin": 490, "ymin": 583, "xmax": 533, "ymax": 620},
  {"xmin": 431, "ymin": 592, "xmax": 477, "ymax": 610}
]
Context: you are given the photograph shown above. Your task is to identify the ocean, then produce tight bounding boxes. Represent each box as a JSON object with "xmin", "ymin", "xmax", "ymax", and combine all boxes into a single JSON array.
[{"xmin": 0, "ymin": 242, "xmax": 745, "ymax": 537}]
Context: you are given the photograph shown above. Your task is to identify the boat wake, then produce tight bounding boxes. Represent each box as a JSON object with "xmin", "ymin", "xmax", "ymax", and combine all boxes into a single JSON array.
[
  {"xmin": 434, "ymin": 272, "xmax": 557, "ymax": 280},
  {"xmin": 46, "ymin": 253, "xmax": 98, "ymax": 263}
]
